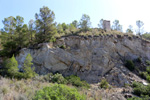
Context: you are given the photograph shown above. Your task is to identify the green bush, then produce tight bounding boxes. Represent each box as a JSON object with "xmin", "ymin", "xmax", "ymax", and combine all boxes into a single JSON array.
[
  {"xmin": 33, "ymin": 84, "xmax": 86, "ymax": 100},
  {"xmin": 136, "ymin": 57, "xmax": 142, "ymax": 63},
  {"xmin": 146, "ymin": 66, "xmax": 150, "ymax": 74},
  {"xmin": 140, "ymin": 66, "xmax": 150, "ymax": 82},
  {"xmin": 140, "ymin": 71, "xmax": 150, "ymax": 82},
  {"xmin": 99, "ymin": 79, "xmax": 109, "ymax": 89},
  {"xmin": 59, "ymin": 45, "xmax": 66, "ymax": 49},
  {"xmin": 33, "ymin": 73, "xmax": 67, "ymax": 84},
  {"xmin": 140, "ymin": 72, "xmax": 148, "ymax": 79},
  {"xmin": 65, "ymin": 75, "xmax": 90, "ymax": 88},
  {"xmin": 142, "ymin": 33, "xmax": 150, "ymax": 40},
  {"xmin": 34, "ymin": 74, "xmax": 89, "ymax": 88},
  {"xmin": 132, "ymin": 82, "xmax": 150, "ymax": 97},
  {"xmin": 146, "ymin": 60, "xmax": 150, "ymax": 65},
  {"xmin": 127, "ymin": 96, "xmax": 149, "ymax": 100},
  {"xmin": 42, "ymin": 73, "xmax": 53, "ymax": 82},
  {"xmin": 50, "ymin": 37, "xmax": 56, "ymax": 42},
  {"xmin": 125, "ymin": 60, "xmax": 135, "ymax": 71},
  {"xmin": 146, "ymin": 75, "xmax": 150, "ymax": 82},
  {"xmin": 51, "ymin": 73, "xmax": 67, "ymax": 84}
]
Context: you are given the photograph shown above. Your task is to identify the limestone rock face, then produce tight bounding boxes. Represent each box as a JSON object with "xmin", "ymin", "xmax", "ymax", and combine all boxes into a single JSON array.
[{"xmin": 16, "ymin": 35, "xmax": 150, "ymax": 85}]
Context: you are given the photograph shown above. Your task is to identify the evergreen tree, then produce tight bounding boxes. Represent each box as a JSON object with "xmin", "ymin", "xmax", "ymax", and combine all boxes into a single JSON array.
[
  {"xmin": 2, "ymin": 16, "xmax": 16, "ymax": 41},
  {"xmin": 35, "ymin": 6, "xmax": 57, "ymax": 43},
  {"xmin": 23, "ymin": 54, "xmax": 36, "ymax": 78},
  {"xmin": 57, "ymin": 23, "xmax": 64, "ymax": 34},
  {"xmin": 136, "ymin": 20, "xmax": 144, "ymax": 36},
  {"xmin": 1, "ymin": 16, "xmax": 17, "ymax": 56},
  {"xmin": 126, "ymin": 25, "xmax": 133, "ymax": 34},
  {"xmin": 28, "ymin": 19, "xmax": 35, "ymax": 42},
  {"xmin": 0, "ymin": 16, "xmax": 29, "ymax": 57},
  {"xmin": 61, "ymin": 23, "xmax": 69, "ymax": 31},
  {"xmin": 5, "ymin": 55, "xmax": 19, "ymax": 77},
  {"xmin": 15, "ymin": 16, "xmax": 28, "ymax": 48},
  {"xmin": 98, "ymin": 19, "xmax": 104, "ymax": 29},
  {"xmin": 69, "ymin": 23, "xmax": 76, "ymax": 33},
  {"xmin": 112, "ymin": 20, "xmax": 122, "ymax": 31},
  {"xmin": 72, "ymin": 20, "xmax": 78, "ymax": 28},
  {"xmin": 79, "ymin": 14, "xmax": 91, "ymax": 32}
]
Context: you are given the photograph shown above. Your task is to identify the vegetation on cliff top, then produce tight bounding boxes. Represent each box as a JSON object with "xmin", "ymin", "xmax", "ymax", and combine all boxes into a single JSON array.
[{"xmin": 1, "ymin": 6, "xmax": 149, "ymax": 58}]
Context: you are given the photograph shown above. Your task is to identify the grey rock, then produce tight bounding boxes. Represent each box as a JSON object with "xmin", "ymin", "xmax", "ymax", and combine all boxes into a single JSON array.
[{"xmin": 16, "ymin": 35, "xmax": 150, "ymax": 86}]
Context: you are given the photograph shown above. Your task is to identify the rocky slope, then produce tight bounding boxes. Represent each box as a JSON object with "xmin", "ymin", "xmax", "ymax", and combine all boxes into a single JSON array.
[{"xmin": 16, "ymin": 34, "xmax": 150, "ymax": 86}]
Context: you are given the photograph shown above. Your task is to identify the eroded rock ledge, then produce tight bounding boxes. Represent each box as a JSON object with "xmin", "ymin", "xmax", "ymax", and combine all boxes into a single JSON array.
[{"xmin": 16, "ymin": 35, "xmax": 150, "ymax": 86}]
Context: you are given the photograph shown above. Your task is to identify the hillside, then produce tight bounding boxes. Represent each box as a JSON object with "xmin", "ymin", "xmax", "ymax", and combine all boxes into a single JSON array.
[
  {"xmin": 1, "ymin": 2, "xmax": 150, "ymax": 99},
  {"xmin": 16, "ymin": 34, "xmax": 149, "ymax": 85},
  {"xmin": 1, "ymin": 34, "xmax": 150, "ymax": 99}
]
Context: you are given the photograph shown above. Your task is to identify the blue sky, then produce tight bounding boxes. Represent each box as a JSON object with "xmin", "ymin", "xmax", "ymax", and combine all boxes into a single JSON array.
[{"xmin": 0, "ymin": 0, "xmax": 150, "ymax": 33}]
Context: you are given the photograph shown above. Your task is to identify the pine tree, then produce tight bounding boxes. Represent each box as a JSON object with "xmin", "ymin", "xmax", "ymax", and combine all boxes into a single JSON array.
[
  {"xmin": 15, "ymin": 16, "xmax": 28, "ymax": 48},
  {"xmin": 98, "ymin": 19, "xmax": 104, "ymax": 29},
  {"xmin": 57, "ymin": 23, "xmax": 64, "ymax": 34},
  {"xmin": 72, "ymin": 20, "xmax": 78, "ymax": 28},
  {"xmin": 5, "ymin": 55, "xmax": 19, "ymax": 77},
  {"xmin": 112, "ymin": 20, "xmax": 122, "ymax": 32},
  {"xmin": 79, "ymin": 14, "xmax": 91, "ymax": 32},
  {"xmin": 35, "ymin": 6, "xmax": 57, "ymax": 43},
  {"xmin": 23, "ymin": 54, "xmax": 36, "ymax": 78},
  {"xmin": 0, "ymin": 16, "xmax": 29, "ymax": 57},
  {"xmin": 69, "ymin": 23, "xmax": 76, "ymax": 33},
  {"xmin": 28, "ymin": 19, "xmax": 35, "ymax": 43}
]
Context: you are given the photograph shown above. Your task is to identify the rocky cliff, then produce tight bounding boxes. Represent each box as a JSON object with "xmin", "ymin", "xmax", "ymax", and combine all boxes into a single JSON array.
[{"xmin": 16, "ymin": 35, "xmax": 150, "ymax": 86}]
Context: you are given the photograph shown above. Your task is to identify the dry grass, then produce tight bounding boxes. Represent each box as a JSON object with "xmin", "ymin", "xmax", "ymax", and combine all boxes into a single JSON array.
[
  {"xmin": 0, "ymin": 76, "xmax": 127, "ymax": 100},
  {"xmin": 0, "ymin": 77, "xmax": 50, "ymax": 100},
  {"xmin": 54, "ymin": 28, "xmax": 135, "ymax": 39},
  {"xmin": 80, "ymin": 84, "xmax": 126, "ymax": 100}
]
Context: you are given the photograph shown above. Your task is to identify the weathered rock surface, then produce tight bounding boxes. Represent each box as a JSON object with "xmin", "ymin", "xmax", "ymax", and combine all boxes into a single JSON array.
[{"xmin": 16, "ymin": 35, "xmax": 150, "ymax": 86}]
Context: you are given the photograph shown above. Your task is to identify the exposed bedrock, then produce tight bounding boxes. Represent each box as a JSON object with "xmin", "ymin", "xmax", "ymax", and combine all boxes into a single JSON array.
[{"xmin": 16, "ymin": 35, "xmax": 150, "ymax": 86}]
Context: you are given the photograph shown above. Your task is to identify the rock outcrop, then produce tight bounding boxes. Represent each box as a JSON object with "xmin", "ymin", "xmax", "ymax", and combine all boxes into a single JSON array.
[{"xmin": 16, "ymin": 35, "xmax": 150, "ymax": 86}]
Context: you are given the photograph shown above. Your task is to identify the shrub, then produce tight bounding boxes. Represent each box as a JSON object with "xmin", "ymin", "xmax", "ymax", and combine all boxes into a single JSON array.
[
  {"xmin": 139, "ymin": 72, "xmax": 147, "ymax": 79},
  {"xmin": 50, "ymin": 37, "xmax": 56, "ymax": 42},
  {"xmin": 1, "ymin": 87, "xmax": 8, "ymax": 95},
  {"xmin": 33, "ymin": 73, "xmax": 53, "ymax": 82},
  {"xmin": 65, "ymin": 75, "xmax": 90, "ymax": 88},
  {"xmin": 33, "ymin": 84, "xmax": 86, "ymax": 100},
  {"xmin": 146, "ymin": 75, "xmax": 150, "ymax": 82},
  {"xmin": 14, "ymin": 94, "xmax": 27, "ymax": 100},
  {"xmin": 146, "ymin": 66, "xmax": 150, "ymax": 74},
  {"xmin": 42, "ymin": 73, "xmax": 53, "ymax": 82},
  {"xmin": 142, "ymin": 33, "xmax": 150, "ymax": 40},
  {"xmin": 146, "ymin": 60, "xmax": 150, "ymax": 65},
  {"xmin": 125, "ymin": 60, "xmax": 135, "ymax": 71},
  {"xmin": 51, "ymin": 73, "xmax": 67, "ymax": 84},
  {"xmin": 140, "ymin": 66, "xmax": 150, "ymax": 82},
  {"xmin": 136, "ymin": 57, "xmax": 142, "ymax": 63},
  {"xmin": 132, "ymin": 82, "xmax": 146, "ymax": 96},
  {"xmin": 99, "ymin": 79, "xmax": 109, "ymax": 89},
  {"xmin": 132, "ymin": 82, "xmax": 150, "ymax": 97},
  {"xmin": 59, "ymin": 45, "xmax": 66, "ymax": 49},
  {"xmin": 33, "ymin": 73, "xmax": 67, "ymax": 84},
  {"xmin": 127, "ymin": 96, "xmax": 149, "ymax": 100}
]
